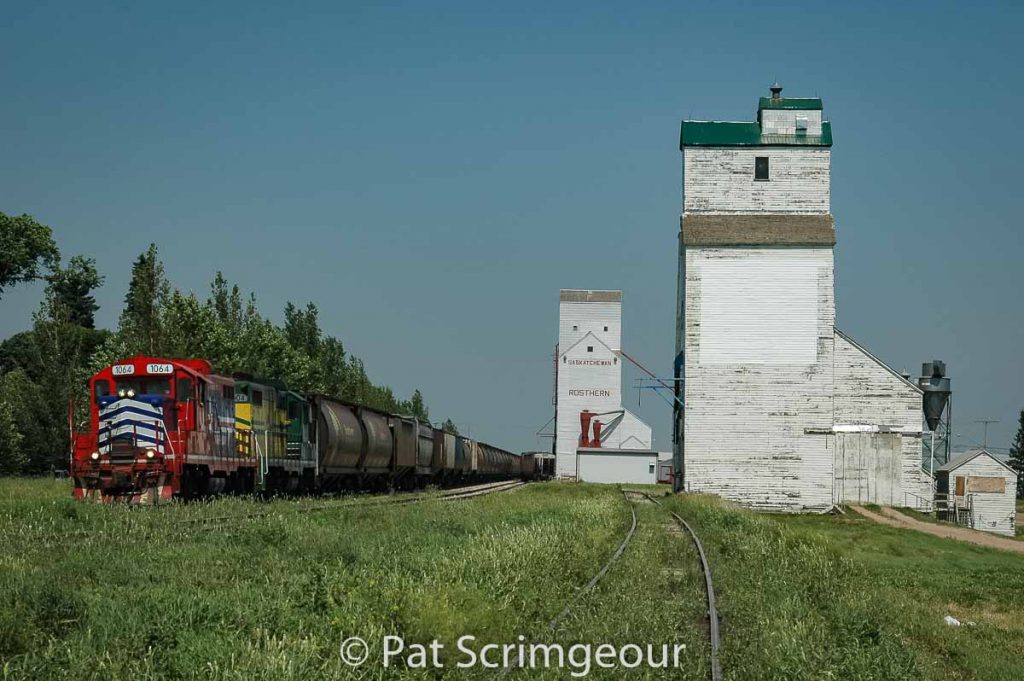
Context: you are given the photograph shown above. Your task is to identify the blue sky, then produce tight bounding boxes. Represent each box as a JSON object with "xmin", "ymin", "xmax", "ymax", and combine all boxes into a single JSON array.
[{"xmin": 2, "ymin": 0, "xmax": 1022, "ymax": 454}]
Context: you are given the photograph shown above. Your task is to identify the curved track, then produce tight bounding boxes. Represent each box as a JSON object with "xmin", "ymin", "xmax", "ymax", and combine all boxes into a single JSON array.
[
  {"xmin": 640, "ymin": 491, "xmax": 722, "ymax": 681},
  {"xmin": 496, "ymin": 489, "xmax": 639, "ymax": 679}
]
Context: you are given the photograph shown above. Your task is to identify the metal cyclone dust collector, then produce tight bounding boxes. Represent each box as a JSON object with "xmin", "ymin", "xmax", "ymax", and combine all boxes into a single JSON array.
[
  {"xmin": 919, "ymin": 360, "xmax": 952, "ymax": 476},
  {"xmin": 919, "ymin": 361, "xmax": 951, "ymax": 431}
]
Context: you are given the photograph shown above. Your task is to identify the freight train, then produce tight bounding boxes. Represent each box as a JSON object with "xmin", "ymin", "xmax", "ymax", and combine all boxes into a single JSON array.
[{"xmin": 70, "ymin": 356, "xmax": 537, "ymax": 503}]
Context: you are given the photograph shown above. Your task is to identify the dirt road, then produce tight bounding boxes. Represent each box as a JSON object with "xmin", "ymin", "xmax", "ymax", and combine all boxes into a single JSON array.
[{"xmin": 849, "ymin": 505, "xmax": 1024, "ymax": 554}]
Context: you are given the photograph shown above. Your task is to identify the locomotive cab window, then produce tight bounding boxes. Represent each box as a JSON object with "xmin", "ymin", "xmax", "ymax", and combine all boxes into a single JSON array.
[
  {"xmin": 93, "ymin": 380, "xmax": 110, "ymax": 401},
  {"xmin": 223, "ymin": 385, "xmax": 234, "ymax": 400},
  {"xmin": 252, "ymin": 390, "xmax": 263, "ymax": 407},
  {"xmin": 116, "ymin": 378, "xmax": 170, "ymax": 396},
  {"xmin": 755, "ymin": 156, "xmax": 769, "ymax": 181},
  {"xmin": 176, "ymin": 376, "xmax": 192, "ymax": 402}
]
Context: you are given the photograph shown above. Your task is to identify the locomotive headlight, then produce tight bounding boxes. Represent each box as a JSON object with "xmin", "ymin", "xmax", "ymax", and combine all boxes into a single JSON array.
[
  {"xmin": 145, "ymin": 449, "xmax": 155, "ymax": 459},
  {"xmin": 90, "ymin": 451, "xmax": 100, "ymax": 461},
  {"xmin": 117, "ymin": 389, "xmax": 126, "ymax": 398},
  {"xmin": 126, "ymin": 389, "xmax": 136, "ymax": 398}
]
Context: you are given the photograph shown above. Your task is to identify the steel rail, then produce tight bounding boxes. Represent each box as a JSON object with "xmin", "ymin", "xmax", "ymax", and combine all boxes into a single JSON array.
[
  {"xmin": 641, "ymin": 491, "xmax": 722, "ymax": 681},
  {"xmin": 496, "ymin": 488, "xmax": 638, "ymax": 680},
  {"xmin": 31, "ymin": 480, "xmax": 528, "ymax": 542},
  {"xmin": 182, "ymin": 480, "xmax": 527, "ymax": 526}
]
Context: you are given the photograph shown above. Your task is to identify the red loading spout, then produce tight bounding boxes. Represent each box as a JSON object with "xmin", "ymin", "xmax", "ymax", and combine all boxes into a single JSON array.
[
  {"xmin": 579, "ymin": 410, "xmax": 592, "ymax": 447},
  {"xmin": 592, "ymin": 420, "xmax": 602, "ymax": 448}
]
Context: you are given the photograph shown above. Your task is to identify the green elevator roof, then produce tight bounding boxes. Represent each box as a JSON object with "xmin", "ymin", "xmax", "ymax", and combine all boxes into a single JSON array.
[
  {"xmin": 679, "ymin": 121, "xmax": 833, "ymax": 149},
  {"xmin": 758, "ymin": 97, "xmax": 823, "ymax": 111}
]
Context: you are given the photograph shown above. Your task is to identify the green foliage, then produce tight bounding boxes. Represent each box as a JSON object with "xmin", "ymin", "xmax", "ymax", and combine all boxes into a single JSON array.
[
  {"xmin": 0, "ymin": 248, "xmax": 106, "ymax": 472},
  {"xmin": 0, "ymin": 398, "xmax": 26, "ymax": 475},
  {"xmin": 1009, "ymin": 409, "xmax": 1024, "ymax": 498},
  {"xmin": 118, "ymin": 243, "xmax": 170, "ymax": 355},
  {"xmin": 0, "ymin": 312, "xmax": 107, "ymax": 473},
  {"xmin": 0, "ymin": 370, "xmax": 47, "ymax": 474},
  {"xmin": 0, "ymin": 212, "xmax": 59, "ymax": 298},
  {"xmin": 106, "ymin": 246, "xmax": 432, "ymax": 416},
  {"xmin": 44, "ymin": 255, "xmax": 104, "ymax": 329},
  {"xmin": 442, "ymin": 418, "xmax": 460, "ymax": 436}
]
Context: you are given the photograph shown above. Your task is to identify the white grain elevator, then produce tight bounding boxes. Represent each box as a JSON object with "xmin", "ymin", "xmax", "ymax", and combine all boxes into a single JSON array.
[
  {"xmin": 674, "ymin": 84, "xmax": 932, "ymax": 511},
  {"xmin": 554, "ymin": 290, "xmax": 652, "ymax": 479}
]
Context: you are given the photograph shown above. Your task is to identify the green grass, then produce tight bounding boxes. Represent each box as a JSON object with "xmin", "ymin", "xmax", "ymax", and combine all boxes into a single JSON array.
[
  {"xmin": 0, "ymin": 479, "xmax": 699, "ymax": 679},
  {"xmin": 2, "ymin": 479, "xmax": 1023, "ymax": 679},
  {"xmin": 660, "ymin": 494, "xmax": 1024, "ymax": 681}
]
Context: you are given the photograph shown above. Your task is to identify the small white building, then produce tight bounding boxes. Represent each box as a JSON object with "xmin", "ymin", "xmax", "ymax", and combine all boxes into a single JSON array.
[
  {"xmin": 935, "ymin": 450, "xmax": 1018, "ymax": 536},
  {"xmin": 577, "ymin": 448, "xmax": 659, "ymax": 485},
  {"xmin": 554, "ymin": 290, "xmax": 652, "ymax": 480}
]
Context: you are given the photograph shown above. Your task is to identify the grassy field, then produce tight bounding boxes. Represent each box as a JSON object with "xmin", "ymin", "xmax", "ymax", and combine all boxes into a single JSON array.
[
  {"xmin": 658, "ymin": 493, "xmax": 1024, "ymax": 681},
  {"xmin": 1, "ymin": 479, "xmax": 1022, "ymax": 679}
]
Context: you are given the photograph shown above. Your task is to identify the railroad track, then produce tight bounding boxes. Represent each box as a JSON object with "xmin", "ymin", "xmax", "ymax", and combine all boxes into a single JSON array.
[
  {"xmin": 15, "ymin": 480, "xmax": 527, "ymax": 543},
  {"xmin": 187, "ymin": 479, "xmax": 527, "ymax": 526},
  {"xmin": 496, "ymin": 489, "xmax": 721, "ymax": 681},
  {"xmin": 639, "ymin": 491, "xmax": 722, "ymax": 681},
  {"xmin": 496, "ymin": 489, "xmax": 638, "ymax": 680}
]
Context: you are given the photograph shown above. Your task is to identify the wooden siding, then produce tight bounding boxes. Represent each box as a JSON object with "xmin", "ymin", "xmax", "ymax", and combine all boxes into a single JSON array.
[
  {"xmin": 682, "ymin": 246, "xmax": 835, "ymax": 512},
  {"xmin": 833, "ymin": 332, "xmax": 932, "ymax": 507},
  {"xmin": 603, "ymin": 410, "xmax": 652, "ymax": 450},
  {"xmin": 683, "ymin": 148, "xmax": 830, "ymax": 214},
  {"xmin": 947, "ymin": 455, "xmax": 1017, "ymax": 536},
  {"xmin": 760, "ymin": 109, "xmax": 824, "ymax": 136},
  {"xmin": 833, "ymin": 432, "xmax": 902, "ymax": 506}
]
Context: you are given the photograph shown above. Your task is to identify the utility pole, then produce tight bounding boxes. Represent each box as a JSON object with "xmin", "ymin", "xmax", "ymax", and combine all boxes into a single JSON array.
[{"xmin": 975, "ymin": 418, "xmax": 999, "ymax": 449}]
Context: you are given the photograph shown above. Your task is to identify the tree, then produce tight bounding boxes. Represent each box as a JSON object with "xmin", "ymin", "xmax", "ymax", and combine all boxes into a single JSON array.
[
  {"xmin": 1009, "ymin": 409, "xmax": 1024, "ymax": 499},
  {"xmin": 442, "ymin": 418, "xmax": 460, "ymax": 436},
  {"xmin": 409, "ymin": 389, "xmax": 429, "ymax": 421},
  {"xmin": 119, "ymin": 244, "xmax": 170, "ymax": 355},
  {"xmin": 0, "ymin": 369, "xmax": 49, "ymax": 473},
  {"xmin": 0, "ymin": 397, "xmax": 26, "ymax": 475},
  {"xmin": 0, "ymin": 212, "xmax": 59, "ymax": 299},
  {"xmin": 44, "ymin": 255, "xmax": 104, "ymax": 328},
  {"xmin": 284, "ymin": 302, "xmax": 322, "ymax": 358}
]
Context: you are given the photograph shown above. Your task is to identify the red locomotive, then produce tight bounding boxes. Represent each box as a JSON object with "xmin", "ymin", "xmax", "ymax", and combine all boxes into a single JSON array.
[{"xmin": 71, "ymin": 356, "xmax": 244, "ymax": 503}]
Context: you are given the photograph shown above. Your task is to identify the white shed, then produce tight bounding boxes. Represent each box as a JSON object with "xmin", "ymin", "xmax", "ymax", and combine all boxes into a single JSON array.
[
  {"xmin": 935, "ymin": 450, "xmax": 1018, "ymax": 536},
  {"xmin": 577, "ymin": 448, "xmax": 658, "ymax": 485}
]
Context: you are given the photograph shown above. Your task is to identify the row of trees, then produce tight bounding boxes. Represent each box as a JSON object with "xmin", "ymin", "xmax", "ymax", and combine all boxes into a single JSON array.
[{"xmin": 0, "ymin": 212, "xmax": 449, "ymax": 475}]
